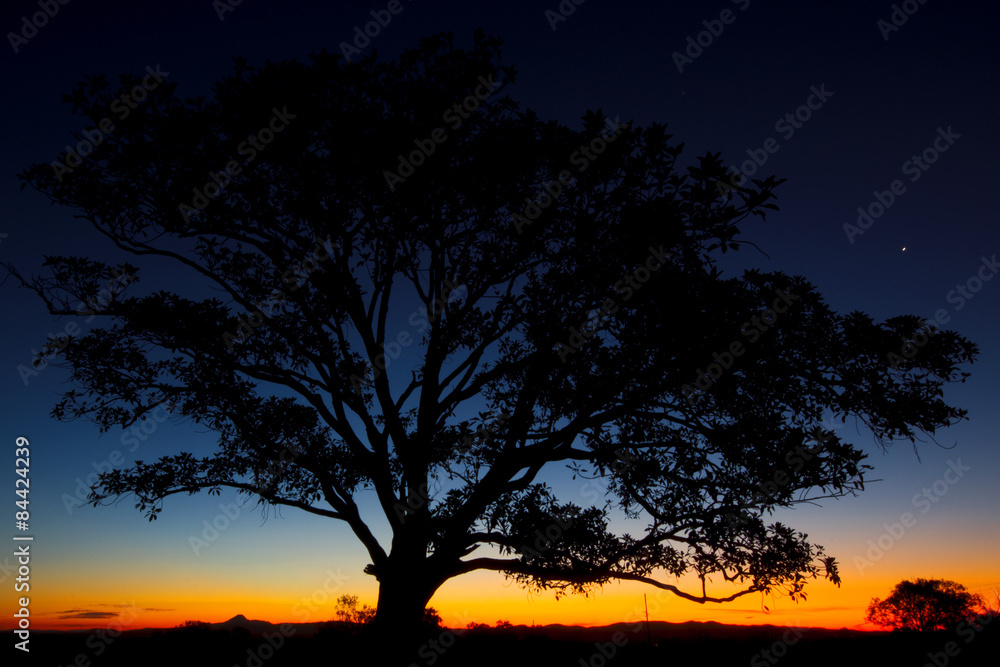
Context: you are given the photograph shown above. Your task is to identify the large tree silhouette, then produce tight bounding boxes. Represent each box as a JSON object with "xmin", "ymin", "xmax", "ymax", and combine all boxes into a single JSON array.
[
  {"xmin": 9, "ymin": 31, "xmax": 976, "ymax": 654},
  {"xmin": 866, "ymin": 579, "xmax": 986, "ymax": 632}
]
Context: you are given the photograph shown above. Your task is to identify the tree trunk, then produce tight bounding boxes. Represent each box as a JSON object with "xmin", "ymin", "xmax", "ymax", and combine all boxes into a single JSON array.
[{"xmin": 365, "ymin": 559, "xmax": 444, "ymax": 663}]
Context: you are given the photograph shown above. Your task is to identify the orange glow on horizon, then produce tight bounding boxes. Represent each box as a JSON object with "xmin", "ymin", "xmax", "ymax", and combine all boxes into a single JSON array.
[{"xmin": 9, "ymin": 568, "xmax": 996, "ymax": 633}]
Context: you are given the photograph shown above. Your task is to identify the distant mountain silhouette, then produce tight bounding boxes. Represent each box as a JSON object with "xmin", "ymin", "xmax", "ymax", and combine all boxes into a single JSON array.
[{"xmin": 217, "ymin": 614, "xmax": 276, "ymax": 634}]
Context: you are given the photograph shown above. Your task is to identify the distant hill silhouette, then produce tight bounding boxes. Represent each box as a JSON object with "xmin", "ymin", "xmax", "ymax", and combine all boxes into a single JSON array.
[
  {"xmin": 215, "ymin": 614, "xmax": 279, "ymax": 634},
  {"xmin": 530, "ymin": 620, "xmax": 877, "ymax": 643}
]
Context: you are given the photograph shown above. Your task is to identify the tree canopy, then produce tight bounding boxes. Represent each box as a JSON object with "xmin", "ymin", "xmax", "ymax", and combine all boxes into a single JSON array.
[
  {"xmin": 866, "ymin": 579, "xmax": 986, "ymax": 632},
  {"xmin": 9, "ymin": 30, "xmax": 977, "ymax": 651}
]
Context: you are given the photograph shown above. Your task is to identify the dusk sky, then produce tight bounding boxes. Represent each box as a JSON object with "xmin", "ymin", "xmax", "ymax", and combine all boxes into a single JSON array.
[{"xmin": 2, "ymin": 0, "xmax": 999, "ymax": 635}]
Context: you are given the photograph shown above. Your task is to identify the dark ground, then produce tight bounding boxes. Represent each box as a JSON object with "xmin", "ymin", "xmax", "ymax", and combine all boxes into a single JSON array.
[{"xmin": 15, "ymin": 619, "xmax": 999, "ymax": 667}]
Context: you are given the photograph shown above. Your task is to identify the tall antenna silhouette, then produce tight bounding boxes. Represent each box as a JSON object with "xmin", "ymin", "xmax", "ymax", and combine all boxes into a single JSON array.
[{"xmin": 644, "ymin": 594, "xmax": 651, "ymax": 644}]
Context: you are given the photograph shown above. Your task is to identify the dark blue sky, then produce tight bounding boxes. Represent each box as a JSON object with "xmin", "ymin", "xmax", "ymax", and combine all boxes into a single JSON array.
[{"xmin": 2, "ymin": 0, "xmax": 999, "ymax": 629}]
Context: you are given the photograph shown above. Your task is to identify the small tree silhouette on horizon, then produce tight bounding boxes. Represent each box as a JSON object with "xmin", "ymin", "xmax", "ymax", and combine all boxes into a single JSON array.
[
  {"xmin": 865, "ymin": 578, "xmax": 986, "ymax": 632},
  {"xmin": 334, "ymin": 594, "xmax": 376, "ymax": 625}
]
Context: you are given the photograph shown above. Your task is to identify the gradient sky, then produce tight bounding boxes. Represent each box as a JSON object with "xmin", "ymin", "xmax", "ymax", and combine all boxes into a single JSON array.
[{"xmin": 2, "ymin": 0, "xmax": 999, "ymax": 634}]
